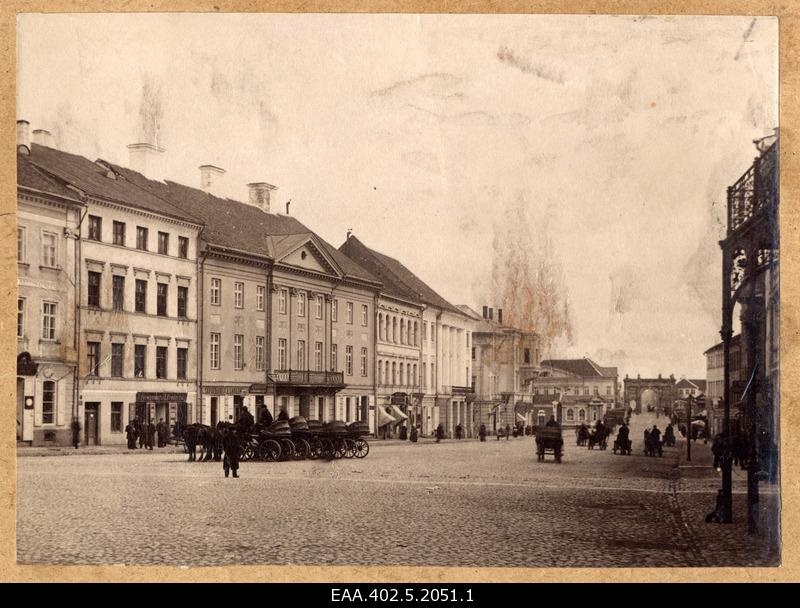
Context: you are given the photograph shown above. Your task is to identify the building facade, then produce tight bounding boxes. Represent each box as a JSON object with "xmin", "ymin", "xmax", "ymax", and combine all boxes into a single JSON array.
[{"xmin": 16, "ymin": 133, "xmax": 84, "ymax": 446}]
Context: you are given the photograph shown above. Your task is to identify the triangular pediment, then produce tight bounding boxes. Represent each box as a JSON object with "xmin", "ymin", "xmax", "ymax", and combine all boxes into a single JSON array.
[{"xmin": 274, "ymin": 233, "xmax": 342, "ymax": 277}]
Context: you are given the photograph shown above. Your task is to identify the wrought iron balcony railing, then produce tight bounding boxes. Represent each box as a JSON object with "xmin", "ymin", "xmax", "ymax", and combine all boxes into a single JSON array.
[{"xmin": 268, "ymin": 370, "xmax": 345, "ymax": 387}]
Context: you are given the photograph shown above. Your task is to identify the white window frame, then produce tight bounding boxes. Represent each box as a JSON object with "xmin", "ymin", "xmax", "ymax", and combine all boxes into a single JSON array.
[
  {"xmin": 210, "ymin": 278, "xmax": 221, "ymax": 306},
  {"xmin": 361, "ymin": 304, "xmax": 368, "ymax": 326},
  {"xmin": 234, "ymin": 334, "xmax": 244, "ymax": 370},
  {"xmin": 346, "ymin": 302, "xmax": 354, "ymax": 324},
  {"xmin": 345, "ymin": 345, "xmax": 353, "ymax": 376},
  {"xmin": 360, "ymin": 347, "xmax": 367, "ymax": 376},
  {"xmin": 42, "ymin": 380, "xmax": 56, "ymax": 425},
  {"xmin": 256, "ymin": 285, "xmax": 265, "ymax": 311},
  {"xmin": 255, "ymin": 336, "xmax": 265, "ymax": 371},
  {"xmin": 332, "ymin": 299, "xmax": 338, "ymax": 322},
  {"xmin": 17, "ymin": 298, "xmax": 24, "ymax": 338},
  {"xmin": 210, "ymin": 333, "xmax": 220, "ymax": 370},
  {"xmin": 297, "ymin": 340, "xmax": 306, "ymax": 369},
  {"xmin": 315, "ymin": 341, "xmax": 323, "ymax": 371},
  {"xmin": 42, "ymin": 301, "xmax": 57, "ymax": 340},
  {"xmin": 234, "ymin": 282, "xmax": 244, "ymax": 309},
  {"xmin": 297, "ymin": 292, "xmax": 307, "ymax": 317},
  {"xmin": 278, "ymin": 338, "xmax": 287, "ymax": 370},
  {"xmin": 330, "ymin": 343, "xmax": 338, "ymax": 372},
  {"xmin": 17, "ymin": 226, "xmax": 26, "ymax": 263},
  {"xmin": 41, "ymin": 230, "xmax": 57, "ymax": 268},
  {"xmin": 278, "ymin": 289, "xmax": 288, "ymax": 314},
  {"xmin": 316, "ymin": 295, "xmax": 324, "ymax": 319}
]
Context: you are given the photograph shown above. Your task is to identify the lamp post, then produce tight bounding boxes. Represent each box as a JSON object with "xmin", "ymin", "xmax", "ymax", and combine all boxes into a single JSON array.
[{"xmin": 686, "ymin": 394, "xmax": 693, "ymax": 462}]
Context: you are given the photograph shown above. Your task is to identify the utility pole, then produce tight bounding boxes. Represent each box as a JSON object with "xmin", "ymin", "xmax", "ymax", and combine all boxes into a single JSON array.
[{"xmin": 686, "ymin": 394, "xmax": 692, "ymax": 462}]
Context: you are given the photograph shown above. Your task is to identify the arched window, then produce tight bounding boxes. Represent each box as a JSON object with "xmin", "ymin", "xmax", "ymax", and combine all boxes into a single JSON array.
[
  {"xmin": 414, "ymin": 322, "xmax": 419, "ymax": 345},
  {"xmin": 592, "ymin": 410, "xmax": 598, "ymax": 421},
  {"xmin": 399, "ymin": 363, "xmax": 404, "ymax": 386},
  {"xmin": 392, "ymin": 362, "xmax": 397, "ymax": 385},
  {"xmin": 378, "ymin": 360, "xmax": 383, "ymax": 385},
  {"xmin": 378, "ymin": 314, "xmax": 384, "ymax": 341},
  {"xmin": 400, "ymin": 319, "xmax": 405, "ymax": 344},
  {"xmin": 392, "ymin": 318, "xmax": 397, "ymax": 343},
  {"xmin": 566, "ymin": 408, "xmax": 574, "ymax": 422},
  {"xmin": 537, "ymin": 410, "xmax": 546, "ymax": 426},
  {"xmin": 407, "ymin": 322, "xmax": 412, "ymax": 345},
  {"xmin": 413, "ymin": 364, "xmax": 417, "ymax": 386},
  {"xmin": 579, "ymin": 409, "xmax": 586, "ymax": 421}
]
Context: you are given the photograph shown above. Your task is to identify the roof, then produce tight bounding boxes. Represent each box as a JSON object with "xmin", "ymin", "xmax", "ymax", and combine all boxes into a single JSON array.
[
  {"xmin": 24, "ymin": 144, "xmax": 203, "ymax": 225},
  {"xmin": 17, "ymin": 152, "xmax": 83, "ymax": 202},
  {"xmin": 456, "ymin": 305, "xmax": 484, "ymax": 321},
  {"xmin": 703, "ymin": 333, "xmax": 742, "ymax": 355},
  {"xmin": 539, "ymin": 358, "xmax": 614, "ymax": 378},
  {"xmin": 109, "ymin": 162, "xmax": 379, "ymax": 284},
  {"xmin": 339, "ymin": 235, "xmax": 464, "ymax": 314}
]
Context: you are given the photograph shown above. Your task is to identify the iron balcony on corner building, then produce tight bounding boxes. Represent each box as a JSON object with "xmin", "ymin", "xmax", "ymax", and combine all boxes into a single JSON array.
[{"xmin": 268, "ymin": 370, "xmax": 345, "ymax": 388}]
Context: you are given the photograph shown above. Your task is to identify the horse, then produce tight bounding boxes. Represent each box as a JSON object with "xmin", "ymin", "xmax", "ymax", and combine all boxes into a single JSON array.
[{"xmin": 181, "ymin": 423, "xmax": 217, "ymax": 462}]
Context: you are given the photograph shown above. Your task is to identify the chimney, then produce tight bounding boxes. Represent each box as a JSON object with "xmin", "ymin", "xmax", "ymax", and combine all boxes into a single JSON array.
[
  {"xmin": 247, "ymin": 182, "xmax": 277, "ymax": 213},
  {"xmin": 498, "ymin": 308, "xmax": 503, "ymax": 324},
  {"xmin": 200, "ymin": 165, "xmax": 226, "ymax": 196},
  {"xmin": 482, "ymin": 306, "xmax": 488, "ymax": 319},
  {"xmin": 32, "ymin": 129, "xmax": 54, "ymax": 148},
  {"xmin": 128, "ymin": 143, "xmax": 166, "ymax": 181},
  {"xmin": 488, "ymin": 308, "xmax": 494, "ymax": 320},
  {"xmin": 17, "ymin": 120, "xmax": 30, "ymax": 154}
]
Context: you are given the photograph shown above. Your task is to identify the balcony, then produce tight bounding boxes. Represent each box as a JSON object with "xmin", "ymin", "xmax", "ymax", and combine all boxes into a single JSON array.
[{"xmin": 268, "ymin": 370, "xmax": 345, "ymax": 388}]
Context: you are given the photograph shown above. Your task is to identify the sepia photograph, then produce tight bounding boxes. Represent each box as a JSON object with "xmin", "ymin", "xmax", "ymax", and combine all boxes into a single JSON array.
[{"xmin": 12, "ymin": 11, "xmax": 780, "ymax": 570}]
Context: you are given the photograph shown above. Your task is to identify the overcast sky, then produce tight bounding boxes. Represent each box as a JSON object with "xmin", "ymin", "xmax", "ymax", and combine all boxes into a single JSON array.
[{"xmin": 17, "ymin": 13, "xmax": 778, "ymax": 379}]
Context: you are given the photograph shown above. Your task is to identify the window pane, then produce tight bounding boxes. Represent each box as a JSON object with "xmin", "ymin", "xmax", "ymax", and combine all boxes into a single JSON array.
[
  {"xmin": 111, "ymin": 343, "xmax": 124, "ymax": 377},
  {"xmin": 177, "ymin": 286, "xmax": 188, "ymax": 317},
  {"xmin": 177, "ymin": 348, "xmax": 187, "ymax": 379},
  {"xmin": 111, "ymin": 402, "xmax": 123, "ymax": 432},
  {"xmin": 17, "ymin": 298, "xmax": 24, "ymax": 337},
  {"xmin": 135, "ymin": 279, "xmax": 147, "ymax": 313},
  {"xmin": 113, "ymin": 221, "xmax": 126, "ymax": 246},
  {"xmin": 178, "ymin": 237, "xmax": 188, "ymax": 259},
  {"xmin": 135, "ymin": 345, "xmax": 146, "ymax": 377},
  {"xmin": 113, "ymin": 275, "xmax": 125, "ymax": 311}
]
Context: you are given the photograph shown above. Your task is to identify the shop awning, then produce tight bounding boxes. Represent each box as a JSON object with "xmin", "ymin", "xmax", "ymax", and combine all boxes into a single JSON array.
[
  {"xmin": 377, "ymin": 406, "xmax": 398, "ymax": 427},
  {"xmin": 391, "ymin": 405, "xmax": 409, "ymax": 423}
]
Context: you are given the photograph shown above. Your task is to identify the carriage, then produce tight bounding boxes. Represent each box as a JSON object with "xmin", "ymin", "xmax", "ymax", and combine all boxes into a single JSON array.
[
  {"xmin": 612, "ymin": 436, "xmax": 632, "ymax": 455},
  {"xmin": 535, "ymin": 427, "xmax": 564, "ymax": 463}
]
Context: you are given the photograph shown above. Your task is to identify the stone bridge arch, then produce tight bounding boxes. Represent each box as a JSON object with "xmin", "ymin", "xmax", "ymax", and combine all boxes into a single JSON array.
[{"xmin": 623, "ymin": 375, "xmax": 677, "ymax": 415}]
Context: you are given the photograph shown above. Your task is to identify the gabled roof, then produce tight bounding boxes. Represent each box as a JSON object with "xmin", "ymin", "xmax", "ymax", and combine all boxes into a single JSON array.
[
  {"xmin": 339, "ymin": 235, "xmax": 464, "ymax": 315},
  {"xmin": 24, "ymin": 144, "xmax": 203, "ymax": 225},
  {"xmin": 17, "ymin": 152, "xmax": 83, "ymax": 203},
  {"xmin": 109, "ymin": 163, "xmax": 379, "ymax": 284},
  {"xmin": 456, "ymin": 305, "xmax": 484, "ymax": 321},
  {"xmin": 692, "ymin": 379, "xmax": 707, "ymax": 391},
  {"xmin": 539, "ymin": 358, "xmax": 615, "ymax": 378},
  {"xmin": 703, "ymin": 333, "xmax": 741, "ymax": 355}
]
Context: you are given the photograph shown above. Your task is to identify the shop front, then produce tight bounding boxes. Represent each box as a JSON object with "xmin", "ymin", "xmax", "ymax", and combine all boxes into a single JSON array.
[{"xmin": 132, "ymin": 392, "xmax": 190, "ymax": 434}]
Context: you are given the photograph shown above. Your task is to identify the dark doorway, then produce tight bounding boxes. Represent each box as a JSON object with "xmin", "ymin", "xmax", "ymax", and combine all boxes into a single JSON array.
[
  {"xmin": 255, "ymin": 396, "xmax": 265, "ymax": 422},
  {"xmin": 233, "ymin": 395, "xmax": 244, "ymax": 423},
  {"xmin": 318, "ymin": 397, "xmax": 325, "ymax": 421},
  {"xmin": 360, "ymin": 396, "xmax": 368, "ymax": 422},
  {"xmin": 299, "ymin": 394, "xmax": 310, "ymax": 418},
  {"xmin": 84, "ymin": 402, "xmax": 100, "ymax": 446},
  {"xmin": 210, "ymin": 397, "xmax": 218, "ymax": 426}
]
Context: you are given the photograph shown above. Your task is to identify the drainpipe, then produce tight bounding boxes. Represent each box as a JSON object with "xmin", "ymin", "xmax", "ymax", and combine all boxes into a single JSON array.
[
  {"xmin": 72, "ymin": 204, "xmax": 85, "ymax": 431},
  {"xmin": 372, "ymin": 290, "xmax": 379, "ymax": 433},
  {"xmin": 265, "ymin": 263, "xmax": 273, "ymax": 410},
  {"xmin": 197, "ymin": 236, "xmax": 207, "ymax": 425}
]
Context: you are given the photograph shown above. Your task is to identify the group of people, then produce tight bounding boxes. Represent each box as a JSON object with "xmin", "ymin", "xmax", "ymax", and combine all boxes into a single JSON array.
[{"xmin": 124, "ymin": 418, "xmax": 172, "ymax": 450}]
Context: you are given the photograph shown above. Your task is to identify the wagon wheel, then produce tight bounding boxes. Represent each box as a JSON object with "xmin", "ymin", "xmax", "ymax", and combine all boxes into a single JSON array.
[
  {"xmin": 279, "ymin": 438, "xmax": 295, "ymax": 461},
  {"xmin": 240, "ymin": 442, "xmax": 255, "ymax": 462},
  {"xmin": 333, "ymin": 438, "xmax": 347, "ymax": 459},
  {"xmin": 320, "ymin": 438, "xmax": 336, "ymax": 460},
  {"xmin": 343, "ymin": 438, "xmax": 357, "ymax": 459},
  {"xmin": 308, "ymin": 437, "xmax": 323, "ymax": 460},
  {"xmin": 352, "ymin": 438, "xmax": 370, "ymax": 459},
  {"xmin": 259, "ymin": 439, "xmax": 281, "ymax": 462},
  {"xmin": 293, "ymin": 438, "xmax": 311, "ymax": 460}
]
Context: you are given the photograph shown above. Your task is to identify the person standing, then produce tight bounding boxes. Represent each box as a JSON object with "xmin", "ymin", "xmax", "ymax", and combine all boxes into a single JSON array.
[
  {"xmin": 125, "ymin": 420, "xmax": 137, "ymax": 449},
  {"xmin": 146, "ymin": 421, "xmax": 156, "ymax": 450},
  {"xmin": 71, "ymin": 417, "xmax": 81, "ymax": 449},
  {"xmin": 222, "ymin": 427, "xmax": 241, "ymax": 478},
  {"xmin": 156, "ymin": 418, "xmax": 166, "ymax": 448},
  {"xmin": 138, "ymin": 418, "xmax": 147, "ymax": 449},
  {"xmin": 259, "ymin": 405, "xmax": 273, "ymax": 428},
  {"xmin": 479, "ymin": 423, "xmax": 487, "ymax": 442},
  {"xmin": 455, "ymin": 424, "xmax": 463, "ymax": 440},
  {"xmin": 505, "ymin": 423, "xmax": 511, "ymax": 441},
  {"xmin": 435, "ymin": 423, "xmax": 444, "ymax": 443}
]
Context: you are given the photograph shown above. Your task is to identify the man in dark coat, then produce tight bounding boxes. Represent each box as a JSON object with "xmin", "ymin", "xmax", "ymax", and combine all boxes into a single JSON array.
[
  {"xmin": 125, "ymin": 420, "xmax": 137, "ymax": 449},
  {"xmin": 546, "ymin": 415, "xmax": 559, "ymax": 428},
  {"xmin": 277, "ymin": 408, "xmax": 289, "ymax": 422},
  {"xmin": 138, "ymin": 418, "xmax": 147, "ymax": 449},
  {"xmin": 435, "ymin": 424, "xmax": 444, "ymax": 443},
  {"xmin": 146, "ymin": 421, "xmax": 156, "ymax": 450},
  {"xmin": 479, "ymin": 423, "xmax": 487, "ymax": 442},
  {"xmin": 156, "ymin": 419, "xmax": 167, "ymax": 448},
  {"xmin": 238, "ymin": 406, "xmax": 255, "ymax": 434},
  {"xmin": 259, "ymin": 405, "xmax": 273, "ymax": 428},
  {"xmin": 222, "ymin": 427, "xmax": 241, "ymax": 478},
  {"xmin": 71, "ymin": 417, "xmax": 81, "ymax": 449}
]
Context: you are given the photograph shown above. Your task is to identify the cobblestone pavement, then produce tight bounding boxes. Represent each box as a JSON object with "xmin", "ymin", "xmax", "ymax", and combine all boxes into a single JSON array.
[{"xmin": 16, "ymin": 413, "xmax": 779, "ymax": 568}]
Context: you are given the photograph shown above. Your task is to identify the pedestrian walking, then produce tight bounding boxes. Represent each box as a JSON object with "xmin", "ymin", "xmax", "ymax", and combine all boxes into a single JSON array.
[
  {"xmin": 70, "ymin": 417, "xmax": 81, "ymax": 449},
  {"xmin": 222, "ymin": 427, "xmax": 241, "ymax": 478},
  {"xmin": 505, "ymin": 424, "xmax": 511, "ymax": 441},
  {"xmin": 435, "ymin": 423, "xmax": 444, "ymax": 443},
  {"xmin": 277, "ymin": 409, "xmax": 289, "ymax": 422}
]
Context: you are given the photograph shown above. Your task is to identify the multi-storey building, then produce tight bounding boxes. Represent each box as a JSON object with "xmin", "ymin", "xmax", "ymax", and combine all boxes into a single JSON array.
[
  {"xmin": 675, "ymin": 378, "xmax": 707, "ymax": 400},
  {"xmin": 16, "ymin": 125, "xmax": 85, "ymax": 446},
  {"xmin": 20, "ymin": 137, "xmax": 204, "ymax": 445},
  {"xmin": 113, "ymin": 153, "xmax": 382, "ymax": 432},
  {"xmin": 339, "ymin": 235, "xmax": 475, "ymax": 438},
  {"xmin": 467, "ymin": 305, "xmax": 539, "ymax": 432},
  {"xmin": 704, "ymin": 334, "xmax": 743, "ymax": 436}
]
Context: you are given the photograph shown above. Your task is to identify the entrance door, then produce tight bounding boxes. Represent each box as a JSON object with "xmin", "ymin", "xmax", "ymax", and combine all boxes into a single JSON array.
[
  {"xmin": 210, "ymin": 397, "xmax": 218, "ymax": 426},
  {"xmin": 233, "ymin": 395, "xmax": 244, "ymax": 423},
  {"xmin": 299, "ymin": 394, "xmax": 310, "ymax": 419},
  {"xmin": 317, "ymin": 397, "xmax": 325, "ymax": 421},
  {"xmin": 84, "ymin": 403, "xmax": 100, "ymax": 446},
  {"xmin": 360, "ymin": 396, "xmax": 368, "ymax": 423}
]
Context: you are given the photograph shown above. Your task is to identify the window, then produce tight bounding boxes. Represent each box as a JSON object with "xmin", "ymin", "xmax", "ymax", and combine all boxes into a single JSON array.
[
  {"xmin": 593, "ymin": 386, "xmax": 599, "ymax": 396},
  {"xmin": 42, "ymin": 232, "xmax": 57, "ymax": 267},
  {"xmin": 234, "ymin": 282, "xmax": 244, "ymax": 308},
  {"xmin": 471, "ymin": 346, "xmax": 476, "ymax": 360},
  {"xmin": 136, "ymin": 226, "xmax": 148, "ymax": 250},
  {"xmin": 422, "ymin": 363, "xmax": 427, "ymax": 388},
  {"xmin": 135, "ymin": 279, "xmax": 147, "ymax": 313},
  {"xmin": 297, "ymin": 340, "xmax": 306, "ymax": 369},
  {"xmin": 42, "ymin": 381, "xmax": 55, "ymax": 424},
  {"xmin": 255, "ymin": 337, "xmax": 265, "ymax": 371},
  {"xmin": 158, "ymin": 231, "xmax": 169, "ymax": 255},
  {"xmin": 209, "ymin": 333, "xmax": 220, "ymax": 370},
  {"xmin": 156, "ymin": 346, "xmax": 168, "ymax": 378},
  {"xmin": 524, "ymin": 348, "xmax": 531, "ymax": 364},
  {"xmin": 42, "ymin": 302, "xmax": 56, "ymax": 340},
  {"xmin": 256, "ymin": 286, "xmax": 265, "ymax": 311},
  {"xmin": 297, "ymin": 292, "xmax": 306, "ymax": 317},
  {"xmin": 111, "ymin": 402, "xmax": 123, "ymax": 432},
  {"xmin": 361, "ymin": 304, "xmax": 368, "ymax": 326},
  {"xmin": 177, "ymin": 348, "xmax": 188, "ymax": 379},
  {"xmin": 332, "ymin": 299, "xmax": 338, "ymax": 322},
  {"xmin": 579, "ymin": 409, "xmax": 586, "ymax": 421},
  {"xmin": 87, "ymin": 342, "xmax": 100, "ymax": 376},
  {"xmin": 233, "ymin": 335, "xmax": 244, "ymax": 370},
  {"xmin": 112, "ymin": 275, "xmax": 125, "ymax": 311},
  {"xmin": 346, "ymin": 302, "xmax": 353, "ymax": 324},
  {"xmin": 378, "ymin": 360, "xmax": 383, "ymax": 384},
  {"xmin": 111, "ymin": 343, "xmax": 124, "ymax": 377},
  {"xmin": 345, "ymin": 345, "xmax": 353, "ymax": 376},
  {"xmin": 208, "ymin": 278, "xmax": 221, "ymax": 306},
  {"xmin": 361, "ymin": 347, "xmax": 368, "ymax": 376},
  {"xmin": 606, "ymin": 386, "xmax": 612, "ymax": 396},
  {"xmin": 17, "ymin": 298, "xmax": 24, "ymax": 337},
  {"xmin": 330, "ymin": 344, "xmax": 338, "ymax": 372},
  {"xmin": 392, "ymin": 362, "xmax": 397, "ymax": 384},
  {"xmin": 423, "ymin": 322, "xmax": 428, "ymax": 341},
  {"xmin": 87, "ymin": 271, "xmax": 101, "ymax": 307},
  {"xmin": 584, "ymin": 387, "xmax": 589, "ymax": 395},
  {"xmin": 278, "ymin": 339, "xmax": 287, "ymax": 370},
  {"xmin": 177, "ymin": 286, "xmax": 188, "ymax": 318},
  {"xmin": 17, "ymin": 227, "xmax": 26, "ymax": 262},
  {"xmin": 316, "ymin": 295, "xmax": 324, "ymax": 319},
  {"xmin": 278, "ymin": 289, "xmax": 287, "ymax": 314},
  {"xmin": 544, "ymin": 387, "xmax": 550, "ymax": 396},
  {"xmin": 88, "ymin": 215, "xmax": 102, "ymax": 241},
  {"xmin": 431, "ymin": 325, "xmax": 436, "ymax": 344},
  {"xmin": 471, "ymin": 375, "xmax": 476, "ymax": 391},
  {"xmin": 135, "ymin": 344, "xmax": 146, "ymax": 377},
  {"xmin": 567, "ymin": 409, "xmax": 574, "ymax": 422},
  {"xmin": 113, "ymin": 221, "xmax": 126, "ymax": 246},
  {"xmin": 178, "ymin": 236, "xmax": 189, "ymax": 259},
  {"xmin": 315, "ymin": 342, "xmax": 323, "ymax": 371},
  {"xmin": 157, "ymin": 283, "xmax": 168, "ymax": 316}
]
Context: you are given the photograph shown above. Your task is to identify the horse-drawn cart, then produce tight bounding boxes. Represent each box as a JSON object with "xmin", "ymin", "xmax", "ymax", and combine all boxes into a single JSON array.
[{"xmin": 535, "ymin": 427, "xmax": 564, "ymax": 463}]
